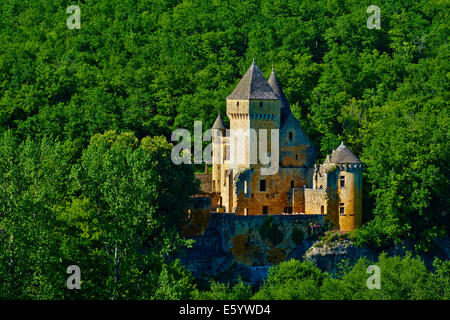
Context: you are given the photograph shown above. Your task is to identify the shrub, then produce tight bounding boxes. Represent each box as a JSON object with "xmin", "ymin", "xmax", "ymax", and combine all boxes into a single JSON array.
[
  {"xmin": 264, "ymin": 259, "xmax": 325, "ymax": 287},
  {"xmin": 193, "ymin": 279, "xmax": 252, "ymax": 300},
  {"xmin": 252, "ymin": 279, "xmax": 321, "ymax": 300}
]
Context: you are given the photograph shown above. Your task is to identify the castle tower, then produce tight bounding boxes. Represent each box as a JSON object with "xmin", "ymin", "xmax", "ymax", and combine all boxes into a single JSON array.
[
  {"xmin": 209, "ymin": 60, "xmax": 326, "ymax": 217},
  {"xmin": 268, "ymin": 65, "xmax": 291, "ymax": 125},
  {"xmin": 330, "ymin": 142, "xmax": 363, "ymax": 231},
  {"xmin": 226, "ymin": 59, "xmax": 281, "ymax": 169}
]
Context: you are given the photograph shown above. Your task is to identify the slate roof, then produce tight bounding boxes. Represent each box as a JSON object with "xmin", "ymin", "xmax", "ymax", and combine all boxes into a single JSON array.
[
  {"xmin": 212, "ymin": 113, "xmax": 226, "ymax": 130},
  {"xmin": 227, "ymin": 60, "xmax": 279, "ymax": 100},
  {"xmin": 268, "ymin": 65, "xmax": 292, "ymax": 125},
  {"xmin": 330, "ymin": 142, "xmax": 362, "ymax": 164}
]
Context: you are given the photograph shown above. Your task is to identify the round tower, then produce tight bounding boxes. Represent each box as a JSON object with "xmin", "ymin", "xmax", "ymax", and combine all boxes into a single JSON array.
[{"xmin": 330, "ymin": 142, "xmax": 364, "ymax": 232}]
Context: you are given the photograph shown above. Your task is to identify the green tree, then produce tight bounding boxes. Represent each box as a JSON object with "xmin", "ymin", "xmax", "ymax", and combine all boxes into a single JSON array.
[
  {"xmin": 68, "ymin": 130, "xmax": 198, "ymax": 299},
  {"xmin": 252, "ymin": 259, "xmax": 325, "ymax": 299},
  {"xmin": 0, "ymin": 132, "xmax": 71, "ymax": 299}
]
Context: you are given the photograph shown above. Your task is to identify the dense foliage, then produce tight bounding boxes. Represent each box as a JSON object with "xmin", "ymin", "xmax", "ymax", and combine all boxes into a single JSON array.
[
  {"xmin": 195, "ymin": 255, "xmax": 450, "ymax": 300},
  {"xmin": 0, "ymin": 131, "xmax": 197, "ymax": 299},
  {"xmin": 0, "ymin": 0, "xmax": 448, "ymax": 299}
]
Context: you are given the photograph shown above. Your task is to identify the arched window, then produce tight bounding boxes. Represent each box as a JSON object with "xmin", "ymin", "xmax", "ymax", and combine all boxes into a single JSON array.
[{"xmin": 321, "ymin": 205, "xmax": 324, "ymax": 214}]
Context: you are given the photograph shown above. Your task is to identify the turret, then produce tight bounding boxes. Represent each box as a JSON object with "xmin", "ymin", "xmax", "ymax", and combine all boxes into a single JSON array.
[
  {"xmin": 268, "ymin": 65, "xmax": 316, "ymax": 169},
  {"xmin": 268, "ymin": 65, "xmax": 291, "ymax": 125},
  {"xmin": 330, "ymin": 142, "xmax": 364, "ymax": 231}
]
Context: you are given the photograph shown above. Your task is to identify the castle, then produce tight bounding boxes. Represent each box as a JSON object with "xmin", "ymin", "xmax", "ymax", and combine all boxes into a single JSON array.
[{"xmin": 195, "ymin": 60, "xmax": 363, "ymax": 232}]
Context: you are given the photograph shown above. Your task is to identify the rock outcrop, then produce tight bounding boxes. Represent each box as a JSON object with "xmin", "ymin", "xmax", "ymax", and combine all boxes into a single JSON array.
[
  {"xmin": 178, "ymin": 213, "xmax": 449, "ymax": 287},
  {"xmin": 178, "ymin": 213, "xmax": 327, "ymax": 287}
]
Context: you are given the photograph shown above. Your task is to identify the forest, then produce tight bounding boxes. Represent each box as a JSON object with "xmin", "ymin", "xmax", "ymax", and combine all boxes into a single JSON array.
[{"xmin": 0, "ymin": 0, "xmax": 448, "ymax": 299}]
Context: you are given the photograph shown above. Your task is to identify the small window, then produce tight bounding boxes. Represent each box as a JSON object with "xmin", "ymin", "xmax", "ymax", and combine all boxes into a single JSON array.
[
  {"xmin": 289, "ymin": 132, "xmax": 293, "ymax": 141},
  {"xmin": 237, "ymin": 101, "xmax": 239, "ymax": 106},
  {"xmin": 262, "ymin": 206, "xmax": 268, "ymax": 215},
  {"xmin": 340, "ymin": 176, "xmax": 345, "ymax": 188},
  {"xmin": 339, "ymin": 203, "xmax": 345, "ymax": 215},
  {"xmin": 296, "ymin": 154, "xmax": 298, "ymax": 160},
  {"xmin": 260, "ymin": 179, "xmax": 266, "ymax": 191},
  {"xmin": 288, "ymin": 207, "xmax": 293, "ymax": 214},
  {"xmin": 260, "ymin": 101, "xmax": 263, "ymax": 107},
  {"xmin": 251, "ymin": 193, "xmax": 254, "ymax": 198},
  {"xmin": 213, "ymin": 180, "xmax": 215, "ymax": 192},
  {"xmin": 321, "ymin": 205, "xmax": 324, "ymax": 214},
  {"xmin": 225, "ymin": 145, "xmax": 230, "ymax": 161},
  {"xmin": 244, "ymin": 208, "xmax": 248, "ymax": 216},
  {"xmin": 244, "ymin": 181, "xmax": 248, "ymax": 194},
  {"xmin": 291, "ymin": 181, "xmax": 294, "ymax": 188}
]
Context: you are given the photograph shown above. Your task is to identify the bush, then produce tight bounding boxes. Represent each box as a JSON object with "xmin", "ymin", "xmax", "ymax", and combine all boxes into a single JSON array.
[
  {"xmin": 264, "ymin": 259, "xmax": 325, "ymax": 287},
  {"xmin": 250, "ymin": 254, "xmax": 449, "ymax": 300},
  {"xmin": 252, "ymin": 279, "xmax": 321, "ymax": 300},
  {"xmin": 193, "ymin": 279, "xmax": 252, "ymax": 300}
]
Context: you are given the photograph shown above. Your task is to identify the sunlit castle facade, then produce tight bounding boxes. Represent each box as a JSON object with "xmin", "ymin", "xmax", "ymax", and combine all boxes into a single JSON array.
[{"xmin": 201, "ymin": 60, "xmax": 362, "ymax": 232}]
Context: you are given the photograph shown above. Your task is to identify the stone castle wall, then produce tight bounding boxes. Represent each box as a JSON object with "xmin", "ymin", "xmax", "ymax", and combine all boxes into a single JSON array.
[
  {"xmin": 233, "ymin": 167, "xmax": 312, "ymax": 215},
  {"xmin": 179, "ymin": 213, "xmax": 328, "ymax": 286}
]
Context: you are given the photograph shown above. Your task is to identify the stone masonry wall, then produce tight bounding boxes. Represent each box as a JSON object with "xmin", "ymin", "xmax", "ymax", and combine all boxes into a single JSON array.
[{"xmin": 179, "ymin": 213, "xmax": 327, "ymax": 286}]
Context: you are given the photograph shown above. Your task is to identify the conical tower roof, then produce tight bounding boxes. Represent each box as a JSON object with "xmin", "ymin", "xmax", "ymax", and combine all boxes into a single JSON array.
[
  {"xmin": 227, "ymin": 59, "xmax": 279, "ymax": 100},
  {"xmin": 212, "ymin": 112, "xmax": 226, "ymax": 130},
  {"xmin": 268, "ymin": 65, "xmax": 292, "ymax": 124},
  {"xmin": 330, "ymin": 142, "xmax": 362, "ymax": 164}
]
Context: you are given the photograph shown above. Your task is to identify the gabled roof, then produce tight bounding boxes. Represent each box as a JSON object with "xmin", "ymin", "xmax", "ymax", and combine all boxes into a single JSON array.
[
  {"xmin": 268, "ymin": 65, "xmax": 292, "ymax": 125},
  {"xmin": 227, "ymin": 59, "xmax": 279, "ymax": 100},
  {"xmin": 330, "ymin": 142, "xmax": 362, "ymax": 164},
  {"xmin": 212, "ymin": 113, "xmax": 226, "ymax": 130}
]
